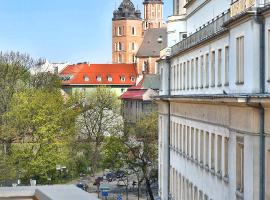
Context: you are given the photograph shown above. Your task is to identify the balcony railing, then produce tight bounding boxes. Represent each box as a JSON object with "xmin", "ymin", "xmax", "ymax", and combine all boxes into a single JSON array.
[{"xmin": 171, "ymin": 11, "xmax": 230, "ymax": 56}]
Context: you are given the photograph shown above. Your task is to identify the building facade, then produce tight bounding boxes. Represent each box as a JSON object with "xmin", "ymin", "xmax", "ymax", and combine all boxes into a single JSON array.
[
  {"xmin": 143, "ymin": 0, "xmax": 165, "ymax": 30},
  {"xmin": 158, "ymin": 0, "xmax": 270, "ymax": 200},
  {"xmin": 112, "ymin": 0, "xmax": 166, "ymax": 76},
  {"xmin": 60, "ymin": 63, "xmax": 137, "ymax": 97},
  {"xmin": 112, "ymin": 0, "xmax": 143, "ymax": 64},
  {"xmin": 120, "ymin": 74, "xmax": 160, "ymax": 123}
]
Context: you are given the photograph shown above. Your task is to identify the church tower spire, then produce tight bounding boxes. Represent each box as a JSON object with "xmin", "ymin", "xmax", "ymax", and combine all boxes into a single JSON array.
[{"xmin": 143, "ymin": 0, "xmax": 164, "ymax": 30}]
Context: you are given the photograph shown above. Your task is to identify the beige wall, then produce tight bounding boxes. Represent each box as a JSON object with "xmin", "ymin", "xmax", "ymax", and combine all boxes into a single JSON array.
[{"xmin": 137, "ymin": 57, "xmax": 159, "ymax": 75}]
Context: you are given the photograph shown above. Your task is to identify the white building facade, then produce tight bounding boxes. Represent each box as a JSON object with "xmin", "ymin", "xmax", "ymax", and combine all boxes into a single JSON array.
[{"xmin": 158, "ymin": 0, "xmax": 270, "ymax": 200}]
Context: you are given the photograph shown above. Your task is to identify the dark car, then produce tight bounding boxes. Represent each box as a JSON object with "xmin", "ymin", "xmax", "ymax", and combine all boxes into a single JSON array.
[
  {"xmin": 106, "ymin": 172, "xmax": 116, "ymax": 182},
  {"xmin": 115, "ymin": 170, "xmax": 126, "ymax": 179},
  {"xmin": 76, "ymin": 182, "xmax": 89, "ymax": 191}
]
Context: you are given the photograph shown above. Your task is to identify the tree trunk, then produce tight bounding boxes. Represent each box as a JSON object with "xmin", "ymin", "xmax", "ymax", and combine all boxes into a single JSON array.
[{"xmin": 145, "ymin": 178, "xmax": 154, "ymax": 200}]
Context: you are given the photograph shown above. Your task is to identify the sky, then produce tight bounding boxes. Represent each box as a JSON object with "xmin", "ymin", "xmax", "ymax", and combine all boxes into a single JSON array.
[{"xmin": 0, "ymin": 0, "xmax": 172, "ymax": 64}]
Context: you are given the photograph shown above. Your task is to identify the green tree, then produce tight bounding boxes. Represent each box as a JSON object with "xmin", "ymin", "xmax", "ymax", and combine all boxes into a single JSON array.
[
  {"xmin": 75, "ymin": 87, "xmax": 122, "ymax": 174},
  {"xmin": 3, "ymin": 89, "xmax": 79, "ymax": 183},
  {"xmin": 103, "ymin": 112, "xmax": 158, "ymax": 200}
]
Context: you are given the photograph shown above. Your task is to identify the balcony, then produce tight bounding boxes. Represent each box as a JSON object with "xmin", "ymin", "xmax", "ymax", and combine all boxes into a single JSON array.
[
  {"xmin": 171, "ymin": 11, "xmax": 230, "ymax": 57},
  {"xmin": 231, "ymin": 0, "xmax": 255, "ymax": 17}
]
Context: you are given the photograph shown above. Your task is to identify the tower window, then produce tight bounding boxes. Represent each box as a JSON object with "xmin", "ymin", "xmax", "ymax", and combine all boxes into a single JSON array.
[
  {"xmin": 118, "ymin": 54, "xmax": 122, "ymax": 63},
  {"xmin": 118, "ymin": 42, "xmax": 123, "ymax": 51},
  {"xmin": 131, "ymin": 42, "xmax": 136, "ymax": 51},
  {"xmin": 132, "ymin": 26, "xmax": 136, "ymax": 35},
  {"xmin": 118, "ymin": 27, "xmax": 122, "ymax": 36}
]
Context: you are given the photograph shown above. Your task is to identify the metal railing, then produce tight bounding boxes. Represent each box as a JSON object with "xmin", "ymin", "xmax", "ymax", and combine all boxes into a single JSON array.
[{"xmin": 171, "ymin": 11, "xmax": 230, "ymax": 56}]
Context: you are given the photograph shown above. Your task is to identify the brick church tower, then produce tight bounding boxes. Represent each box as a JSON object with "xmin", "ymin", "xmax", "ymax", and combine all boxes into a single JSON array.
[
  {"xmin": 143, "ymin": 0, "xmax": 164, "ymax": 30},
  {"xmin": 112, "ymin": 0, "xmax": 143, "ymax": 64}
]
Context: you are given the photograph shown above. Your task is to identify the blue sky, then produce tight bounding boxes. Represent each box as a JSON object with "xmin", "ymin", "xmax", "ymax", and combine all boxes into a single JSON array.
[{"xmin": 0, "ymin": 0, "xmax": 172, "ymax": 63}]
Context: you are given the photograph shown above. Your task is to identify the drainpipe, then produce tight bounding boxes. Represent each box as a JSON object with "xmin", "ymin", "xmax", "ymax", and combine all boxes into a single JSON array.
[
  {"xmin": 166, "ymin": 56, "xmax": 171, "ymax": 200},
  {"xmin": 255, "ymin": 11, "xmax": 265, "ymax": 200}
]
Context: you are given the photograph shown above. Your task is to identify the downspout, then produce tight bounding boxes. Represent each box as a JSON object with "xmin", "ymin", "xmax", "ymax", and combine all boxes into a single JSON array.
[
  {"xmin": 255, "ymin": 11, "xmax": 265, "ymax": 200},
  {"xmin": 166, "ymin": 57, "xmax": 171, "ymax": 200}
]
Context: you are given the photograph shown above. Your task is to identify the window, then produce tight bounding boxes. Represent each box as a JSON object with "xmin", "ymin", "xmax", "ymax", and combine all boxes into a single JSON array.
[
  {"xmin": 183, "ymin": 125, "xmax": 186, "ymax": 154},
  {"xmin": 131, "ymin": 42, "xmax": 136, "ymax": 51},
  {"xmin": 96, "ymin": 75, "xmax": 102, "ymax": 82},
  {"xmin": 118, "ymin": 42, "xmax": 123, "ymax": 51},
  {"xmin": 195, "ymin": 58, "xmax": 199, "ymax": 88},
  {"xmin": 236, "ymin": 137, "xmax": 244, "ymax": 193},
  {"xmin": 224, "ymin": 137, "xmax": 229, "ymax": 177},
  {"xmin": 131, "ymin": 26, "xmax": 136, "ymax": 35},
  {"xmin": 180, "ymin": 63, "xmax": 183, "ymax": 90},
  {"xmin": 195, "ymin": 129, "xmax": 199, "ymax": 161},
  {"xmin": 217, "ymin": 135, "xmax": 222, "ymax": 174},
  {"xmin": 191, "ymin": 59, "xmax": 194, "ymax": 89},
  {"xmin": 225, "ymin": 46, "xmax": 229, "ymax": 85},
  {"xmin": 205, "ymin": 54, "xmax": 209, "ymax": 87},
  {"xmin": 187, "ymin": 127, "xmax": 190, "ymax": 156},
  {"xmin": 211, "ymin": 133, "xmax": 215, "ymax": 171},
  {"xmin": 84, "ymin": 75, "xmax": 89, "ymax": 82},
  {"xmin": 236, "ymin": 36, "xmax": 244, "ymax": 84},
  {"xmin": 191, "ymin": 128, "xmax": 194, "ymax": 158},
  {"xmin": 120, "ymin": 75, "xmax": 125, "ymax": 82},
  {"xmin": 177, "ymin": 64, "xmax": 180, "ymax": 90},
  {"xmin": 200, "ymin": 130, "xmax": 204, "ymax": 164},
  {"xmin": 107, "ymin": 76, "xmax": 112, "ymax": 82},
  {"xmin": 205, "ymin": 132, "xmax": 210, "ymax": 168},
  {"xmin": 211, "ymin": 51, "xmax": 215, "ymax": 87},
  {"xmin": 118, "ymin": 27, "xmax": 122, "ymax": 36},
  {"xmin": 200, "ymin": 55, "xmax": 204, "ymax": 88},
  {"xmin": 187, "ymin": 61, "xmax": 190, "ymax": 89},
  {"xmin": 132, "ymin": 54, "xmax": 136, "ymax": 63},
  {"xmin": 218, "ymin": 49, "xmax": 222, "ymax": 86},
  {"xmin": 130, "ymin": 76, "xmax": 135, "ymax": 82},
  {"xmin": 118, "ymin": 54, "xmax": 122, "ymax": 63},
  {"xmin": 179, "ymin": 124, "xmax": 182, "ymax": 152},
  {"xmin": 183, "ymin": 62, "xmax": 186, "ymax": 90}
]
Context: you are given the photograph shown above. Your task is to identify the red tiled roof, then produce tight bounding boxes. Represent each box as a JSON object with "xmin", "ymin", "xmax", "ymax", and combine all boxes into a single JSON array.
[
  {"xmin": 60, "ymin": 63, "xmax": 137, "ymax": 85},
  {"xmin": 120, "ymin": 88, "xmax": 147, "ymax": 100}
]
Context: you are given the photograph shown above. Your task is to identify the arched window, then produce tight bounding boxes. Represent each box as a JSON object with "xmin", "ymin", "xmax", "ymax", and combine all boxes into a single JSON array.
[
  {"xmin": 118, "ymin": 42, "xmax": 122, "ymax": 51},
  {"xmin": 131, "ymin": 26, "xmax": 136, "ymax": 35},
  {"xmin": 118, "ymin": 27, "xmax": 122, "ymax": 36},
  {"xmin": 118, "ymin": 54, "xmax": 122, "ymax": 63},
  {"xmin": 131, "ymin": 42, "xmax": 136, "ymax": 51}
]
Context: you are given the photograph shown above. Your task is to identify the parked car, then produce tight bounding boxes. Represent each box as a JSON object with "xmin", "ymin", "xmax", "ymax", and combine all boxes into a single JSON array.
[
  {"xmin": 115, "ymin": 170, "xmax": 126, "ymax": 179},
  {"xmin": 106, "ymin": 172, "xmax": 116, "ymax": 182},
  {"xmin": 76, "ymin": 182, "xmax": 89, "ymax": 191}
]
